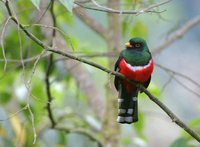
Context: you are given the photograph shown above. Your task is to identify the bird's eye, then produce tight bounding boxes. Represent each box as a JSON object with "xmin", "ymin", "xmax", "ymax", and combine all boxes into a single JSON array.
[{"xmin": 135, "ymin": 43, "xmax": 141, "ymax": 48}]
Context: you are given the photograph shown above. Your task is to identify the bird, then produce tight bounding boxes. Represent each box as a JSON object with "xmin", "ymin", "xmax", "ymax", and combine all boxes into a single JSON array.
[{"xmin": 114, "ymin": 37, "xmax": 154, "ymax": 124}]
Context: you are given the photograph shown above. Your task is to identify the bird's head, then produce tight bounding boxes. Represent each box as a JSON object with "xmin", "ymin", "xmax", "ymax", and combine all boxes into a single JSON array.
[
  {"xmin": 125, "ymin": 37, "xmax": 147, "ymax": 50},
  {"xmin": 122, "ymin": 37, "xmax": 151, "ymax": 65}
]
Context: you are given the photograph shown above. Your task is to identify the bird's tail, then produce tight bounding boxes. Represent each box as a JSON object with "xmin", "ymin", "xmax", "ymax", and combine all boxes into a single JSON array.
[{"xmin": 117, "ymin": 84, "xmax": 138, "ymax": 124}]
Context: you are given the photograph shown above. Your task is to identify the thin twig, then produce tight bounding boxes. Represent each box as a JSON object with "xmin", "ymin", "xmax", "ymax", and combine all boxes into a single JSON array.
[
  {"xmin": 4, "ymin": 0, "xmax": 200, "ymax": 143},
  {"xmin": 156, "ymin": 63, "xmax": 200, "ymax": 89},
  {"xmin": 0, "ymin": 53, "xmax": 49, "ymax": 63},
  {"xmin": 23, "ymin": 24, "xmax": 69, "ymax": 38},
  {"xmin": 152, "ymin": 15, "xmax": 200, "ymax": 54},
  {"xmin": 140, "ymin": 0, "xmax": 171, "ymax": 13},
  {"xmin": 45, "ymin": 0, "xmax": 57, "ymax": 128},
  {"xmin": 139, "ymin": 85, "xmax": 200, "ymax": 143},
  {"xmin": 25, "ymin": 50, "xmax": 47, "ymax": 144},
  {"xmin": 0, "ymin": 17, "xmax": 10, "ymax": 71},
  {"xmin": 91, "ymin": 0, "xmax": 117, "ymax": 12},
  {"xmin": 160, "ymin": 74, "xmax": 174, "ymax": 93},
  {"xmin": 45, "ymin": 54, "xmax": 56, "ymax": 127},
  {"xmin": 4, "ymin": 0, "xmax": 39, "ymax": 144},
  {"xmin": 173, "ymin": 77, "xmax": 200, "ymax": 98},
  {"xmin": 36, "ymin": 2, "xmax": 51, "ymax": 23},
  {"xmin": 0, "ymin": 106, "xmax": 28, "ymax": 121},
  {"xmin": 74, "ymin": 0, "xmax": 170, "ymax": 14},
  {"xmin": 55, "ymin": 126, "xmax": 103, "ymax": 147},
  {"xmin": 4, "ymin": 0, "xmax": 45, "ymax": 48},
  {"xmin": 46, "ymin": 49, "xmax": 200, "ymax": 143}
]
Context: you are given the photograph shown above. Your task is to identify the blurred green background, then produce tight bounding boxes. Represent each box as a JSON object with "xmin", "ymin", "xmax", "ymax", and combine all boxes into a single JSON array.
[{"xmin": 0, "ymin": 0, "xmax": 200, "ymax": 147}]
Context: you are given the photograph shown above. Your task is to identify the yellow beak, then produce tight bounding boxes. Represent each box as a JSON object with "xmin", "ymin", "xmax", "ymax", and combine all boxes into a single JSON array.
[{"xmin": 125, "ymin": 42, "xmax": 132, "ymax": 48}]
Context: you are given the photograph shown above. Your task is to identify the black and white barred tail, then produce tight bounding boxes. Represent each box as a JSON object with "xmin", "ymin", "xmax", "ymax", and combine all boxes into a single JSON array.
[{"xmin": 117, "ymin": 83, "xmax": 138, "ymax": 124}]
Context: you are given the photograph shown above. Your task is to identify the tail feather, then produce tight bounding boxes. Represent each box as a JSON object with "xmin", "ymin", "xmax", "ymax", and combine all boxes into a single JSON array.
[{"xmin": 117, "ymin": 83, "xmax": 138, "ymax": 124}]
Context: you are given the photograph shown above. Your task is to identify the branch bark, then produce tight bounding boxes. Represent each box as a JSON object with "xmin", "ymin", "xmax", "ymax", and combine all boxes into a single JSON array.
[
  {"xmin": 55, "ymin": 126, "xmax": 103, "ymax": 147},
  {"xmin": 38, "ymin": 0, "xmax": 105, "ymax": 118},
  {"xmin": 74, "ymin": 0, "xmax": 171, "ymax": 14},
  {"xmin": 4, "ymin": 0, "xmax": 200, "ymax": 144},
  {"xmin": 45, "ymin": 0, "xmax": 57, "ymax": 128},
  {"xmin": 46, "ymin": 49, "xmax": 200, "ymax": 144}
]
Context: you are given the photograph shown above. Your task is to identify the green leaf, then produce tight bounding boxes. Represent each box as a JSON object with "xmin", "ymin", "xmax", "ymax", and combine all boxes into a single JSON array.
[
  {"xmin": 0, "ymin": 92, "xmax": 11, "ymax": 104},
  {"xmin": 131, "ymin": 20, "xmax": 148, "ymax": 39},
  {"xmin": 170, "ymin": 138, "xmax": 188, "ymax": 147},
  {"xmin": 189, "ymin": 118, "xmax": 200, "ymax": 128},
  {"xmin": 121, "ymin": 137, "xmax": 132, "ymax": 145},
  {"xmin": 30, "ymin": 0, "xmax": 40, "ymax": 9},
  {"xmin": 59, "ymin": 0, "xmax": 74, "ymax": 13},
  {"xmin": 58, "ymin": 131, "xmax": 67, "ymax": 145},
  {"xmin": 65, "ymin": 36, "xmax": 78, "ymax": 51},
  {"xmin": 55, "ymin": 4, "xmax": 74, "ymax": 25}
]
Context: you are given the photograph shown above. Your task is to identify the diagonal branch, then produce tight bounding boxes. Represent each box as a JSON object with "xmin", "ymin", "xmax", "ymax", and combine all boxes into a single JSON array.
[
  {"xmin": 173, "ymin": 77, "xmax": 200, "ymax": 98},
  {"xmin": 38, "ymin": 0, "xmax": 104, "ymax": 118},
  {"xmin": 139, "ymin": 85, "xmax": 200, "ymax": 142},
  {"xmin": 46, "ymin": 48, "xmax": 200, "ymax": 143},
  {"xmin": 156, "ymin": 63, "xmax": 200, "ymax": 88},
  {"xmin": 4, "ymin": 0, "xmax": 200, "ymax": 143},
  {"xmin": 152, "ymin": 15, "xmax": 200, "ymax": 54}
]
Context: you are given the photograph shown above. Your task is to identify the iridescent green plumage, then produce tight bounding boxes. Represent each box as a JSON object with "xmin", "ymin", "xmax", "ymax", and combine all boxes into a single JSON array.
[{"xmin": 121, "ymin": 38, "xmax": 151, "ymax": 66}]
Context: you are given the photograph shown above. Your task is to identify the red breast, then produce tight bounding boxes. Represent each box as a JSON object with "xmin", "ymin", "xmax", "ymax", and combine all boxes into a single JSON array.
[{"xmin": 119, "ymin": 58, "xmax": 154, "ymax": 83}]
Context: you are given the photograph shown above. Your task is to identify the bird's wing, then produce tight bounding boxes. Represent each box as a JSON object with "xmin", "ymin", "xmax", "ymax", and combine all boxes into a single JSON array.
[
  {"xmin": 114, "ymin": 55, "xmax": 123, "ymax": 91},
  {"xmin": 140, "ymin": 76, "xmax": 151, "ymax": 93}
]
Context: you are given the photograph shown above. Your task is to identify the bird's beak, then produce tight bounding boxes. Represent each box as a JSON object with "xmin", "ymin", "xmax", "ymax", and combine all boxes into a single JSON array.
[{"xmin": 125, "ymin": 42, "xmax": 132, "ymax": 48}]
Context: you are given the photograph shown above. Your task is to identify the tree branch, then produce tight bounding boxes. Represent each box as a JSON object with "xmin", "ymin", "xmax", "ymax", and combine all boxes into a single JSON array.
[
  {"xmin": 45, "ymin": 54, "xmax": 57, "ymax": 127},
  {"xmin": 38, "ymin": 0, "xmax": 105, "ymax": 118},
  {"xmin": 47, "ymin": 48, "xmax": 200, "ymax": 143},
  {"xmin": 139, "ymin": 85, "xmax": 200, "ymax": 143},
  {"xmin": 74, "ymin": 0, "xmax": 171, "ymax": 14},
  {"xmin": 173, "ymin": 77, "xmax": 200, "ymax": 98},
  {"xmin": 152, "ymin": 15, "xmax": 200, "ymax": 54},
  {"xmin": 55, "ymin": 126, "xmax": 103, "ymax": 147},
  {"xmin": 45, "ymin": 0, "xmax": 57, "ymax": 128},
  {"xmin": 156, "ymin": 63, "xmax": 200, "ymax": 99},
  {"xmin": 4, "ymin": 0, "xmax": 200, "ymax": 143},
  {"xmin": 156, "ymin": 63, "xmax": 200, "ymax": 88}
]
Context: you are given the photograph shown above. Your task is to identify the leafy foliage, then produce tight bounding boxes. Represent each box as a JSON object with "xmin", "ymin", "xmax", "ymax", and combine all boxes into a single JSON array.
[{"xmin": 0, "ymin": 0, "xmax": 199, "ymax": 147}]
